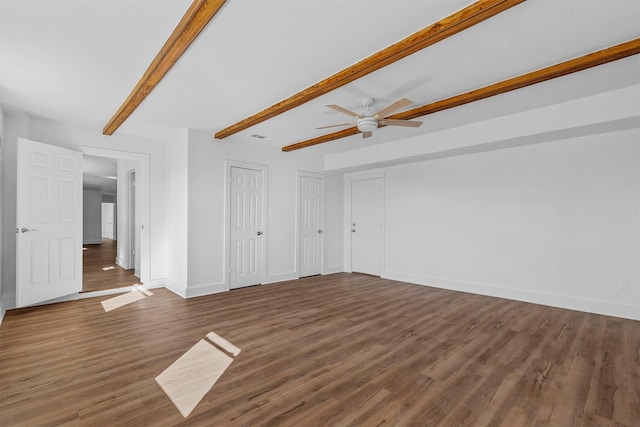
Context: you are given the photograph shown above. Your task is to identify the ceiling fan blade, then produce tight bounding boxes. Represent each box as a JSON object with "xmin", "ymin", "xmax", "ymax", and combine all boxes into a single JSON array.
[
  {"xmin": 381, "ymin": 119, "xmax": 423, "ymax": 128},
  {"xmin": 362, "ymin": 131, "xmax": 373, "ymax": 139},
  {"xmin": 373, "ymin": 97, "xmax": 413, "ymax": 118},
  {"xmin": 316, "ymin": 122, "xmax": 352, "ymax": 129},
  {"xmin": 326, "ymin": 104, "xmax": 362, "ymax": 118}
]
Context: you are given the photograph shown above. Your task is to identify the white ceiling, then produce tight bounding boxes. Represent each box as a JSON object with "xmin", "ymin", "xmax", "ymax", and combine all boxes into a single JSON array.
[
  {"xmin": 83, "ymin": 155, "xmax": 117, "ymax": 193},
  {"xmin": 1, "ymin": 0, "xmax": 639, "ymax": 150}
]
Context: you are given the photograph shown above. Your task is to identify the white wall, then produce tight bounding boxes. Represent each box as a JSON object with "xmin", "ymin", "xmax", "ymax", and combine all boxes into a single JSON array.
[
  {"xmin": 0, "ymin": 114, "xmax": 169, "ymax": 308},
  {"xmin": 326, "ymin": 85, "xmax": 640, "ymax": 172},
  {"xmin": 0, "ymin": 106, "xmax": 5, "ymax": 323},
  {"xmin": 164, "ymin": 131, "xmax": 189, "ymax": 294},
  {"xmin": 82, "ymin": 189, "xmax": 102, "ymax": 244},
  {"xmin": 324, "ymin": 172, "xmax": 344, "ymax": 273},
  {"xmin": 331, "ymin": 83, "xmax": 640, "ymax": 321},
  {"xmin": 0, "ymin": 111, "xmax": 343, "ymax": 304},
  {"xmin": 348, "ymin": 129, "xmax": 639, "ymax": 320},
  {"xmin": 1, "ymin": 114, "xmax": 29, "ymax": 310},
  {"xmin": 166, "ymin": 129, "xmax": 344, "ymax": 298}
]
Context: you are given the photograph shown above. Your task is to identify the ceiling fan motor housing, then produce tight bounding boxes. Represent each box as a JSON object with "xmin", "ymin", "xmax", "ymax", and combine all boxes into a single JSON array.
[{"xmin": 357, "ymin": 117, "xmax": 378, "ymax": 133}]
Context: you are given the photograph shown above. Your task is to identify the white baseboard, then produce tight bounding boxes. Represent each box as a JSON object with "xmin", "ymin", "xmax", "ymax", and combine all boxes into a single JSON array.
[
  {"xmin": 83, "ymin": 239, "xmax": 103, "ymax": 245},
  {"xmin": 164, "ymin": 279, "xmax": 188, "ymax": 299},
  {"xmin": 140, "ymin": 278, "xmax": 167, "ymax": 290},
  {"xmin": 264, "ymin": 271, "xmax": 298, "ymax": 285},
  {"xmin": 383, "ymin": 271, "xmax": 640, "ymax": 321},
  {"xmin": 185, "ymin": 282, "xmax": 228, "ymax": 298},
  {"xmin": 323, "ymin": 265, "xmax": 344, "ymax": 275},
  {"xmin": 0, "ymin": 295, "xmax": 6, "ymax": 326},
  {"xmin": 149, "ymin": 278, "xmax": 228, "ymax": 299},
  {"xmin": 115, "ymin": 257, "xmax": 128, "ymax": 270}
]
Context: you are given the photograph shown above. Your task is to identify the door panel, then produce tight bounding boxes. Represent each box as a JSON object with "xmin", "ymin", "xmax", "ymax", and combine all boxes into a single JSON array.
[
  {"xmin": 299, "ymin": 176, "xmax": 323, "ymax": 278},
  {"xmin": 351, "ymin": 178, "xmax": 383, "ymax": 276},
  {"xmin": 101, "ymin": 203, "xmax": 115, "ymax": 239},
  {"xmin": 17, "ymin": 138, "xmax": 83, "ymax": 307},
  {"xmin": 229, "ymin": 167, "xmax": 263, "ymax": 289}
]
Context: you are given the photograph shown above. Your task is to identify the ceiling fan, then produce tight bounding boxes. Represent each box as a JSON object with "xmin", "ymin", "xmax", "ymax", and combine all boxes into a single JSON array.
[{"xmin": 317, "ymin": 97, "xmax": 422, "ymax": 138}]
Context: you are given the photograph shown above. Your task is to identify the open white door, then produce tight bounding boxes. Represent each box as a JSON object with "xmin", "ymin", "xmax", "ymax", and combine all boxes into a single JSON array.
[{"xmin": 17, "ymin": 138, "xmax": 83, "ymax": 307}]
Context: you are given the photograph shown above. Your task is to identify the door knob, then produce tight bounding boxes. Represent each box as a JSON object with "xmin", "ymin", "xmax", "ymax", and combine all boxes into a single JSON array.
[
  {"xmin": 351, "ymin": 229, "xmax": 356, "ymax": 233},
  {"xmin": 256, "ymin": 231, "xmax": 263, "ymax": 236},
  {"xmin": 318, "ymin": 229, "xmax": 323, "ymax": 234},
  {"xmin": 21, "ymin": 227, "xmax": 38, "ymax": 233}
]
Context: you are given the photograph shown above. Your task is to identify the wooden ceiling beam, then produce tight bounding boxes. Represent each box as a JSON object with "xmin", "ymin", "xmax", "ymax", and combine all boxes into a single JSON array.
[
  {"xmin": 282, "ymin": 38, "xmax": 640, "ymax": 152},
  {"xmin": 215, "ymin": 0, "xmax": 526, "ymax": 140},
  {"xmin": 103, "ymin": 0, "xmax": 227, "ymax": 136}
]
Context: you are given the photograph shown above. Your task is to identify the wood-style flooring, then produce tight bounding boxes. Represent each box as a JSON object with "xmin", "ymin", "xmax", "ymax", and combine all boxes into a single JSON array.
[
  {"xmin": 1, "ymin": 273, "xmax": 639, "ymax": 426},
  {"xmin": 82, "ymin": 238, "xmax": 139, "ymax": 292}
]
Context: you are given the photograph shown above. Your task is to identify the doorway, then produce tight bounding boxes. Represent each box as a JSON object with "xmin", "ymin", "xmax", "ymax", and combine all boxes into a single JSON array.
[
  {"xmin": 82, "ymin": 155, "xmax": 140, "ymax": 292},
  {"xmin": 15, "ymin": 139, "xmax": 151, "ymax": 307},
  {"xmin": 350, "ymin": 177, "xmax": 383, "ymax": 276},
  {"xmin": 227, "ymin": 162, "xmax": 267, "ymax": 289}
]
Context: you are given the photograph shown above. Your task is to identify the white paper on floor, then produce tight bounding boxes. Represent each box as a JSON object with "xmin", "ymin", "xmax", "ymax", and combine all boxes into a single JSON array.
[
  {"xmin": 155, "ymin": 339, "xmax": 234, "ymax": 418},
  {"xmin": 101, "ymin": 291, "xmax": 146, "ymax": 312}
]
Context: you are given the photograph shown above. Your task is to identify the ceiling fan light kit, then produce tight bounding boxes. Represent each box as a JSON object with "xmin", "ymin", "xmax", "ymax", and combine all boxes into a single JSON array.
[
  {"xmin": 357, "ymin": 117, "xmax": 378, "ymax": 133},
  {"xmin": 320, "ymin": 97, "xmax": 422, "ymax": 138}
]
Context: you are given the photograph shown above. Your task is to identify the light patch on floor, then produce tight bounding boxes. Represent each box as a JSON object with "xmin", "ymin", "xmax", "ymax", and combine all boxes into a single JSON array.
[
  {"xmin": 101, "ymin": 290, "xmax": 146, "ymax": 312},
  {"xmin": 102, "ymin": 266, "xmax": 116, "ymax": 271},
  {"xmin": 137, "ymin": 287, "xmax": 153, "ymax": 297},
  {"xmin": 206, "ymin": 331, "xmax": 241, "ymax": 356},
  {"xmin": 156, "ymin": 339, "xmax": 235, "ymax": 418}
]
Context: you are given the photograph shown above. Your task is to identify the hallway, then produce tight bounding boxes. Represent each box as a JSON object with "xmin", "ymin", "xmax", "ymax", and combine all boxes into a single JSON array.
[{"xmin": 82, "ymin": 238, "xmax": 139, "ymax": 292}]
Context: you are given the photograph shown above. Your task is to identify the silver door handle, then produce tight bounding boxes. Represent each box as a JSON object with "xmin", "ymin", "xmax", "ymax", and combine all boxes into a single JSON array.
[
  {"xmin": 351, "ymin": 229, "xmax": 356, "ymax": 233},
  {"xmin": 21, "ymin": 227, "xmax": 38, "ymax": 233},
  {"xmin": 318, "ymin": 229, "xmax": 323, "ymax": 234},
  {"xmin": 256, "ymin": 231, "xmax": 263, "ymax": 236}
]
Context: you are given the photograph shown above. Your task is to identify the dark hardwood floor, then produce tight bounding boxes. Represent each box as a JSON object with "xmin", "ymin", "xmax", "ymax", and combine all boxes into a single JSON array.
[
  {"xmin": 1, "ymin": 273, "xmax": 638, "ymax": 426},
  {"xmin": 82, "ymin": 238, "xmax": 139, "ymax": 292}
]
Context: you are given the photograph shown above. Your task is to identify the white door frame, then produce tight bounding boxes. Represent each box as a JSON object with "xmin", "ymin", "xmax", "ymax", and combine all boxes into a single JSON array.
[
  {"xmin": 79, "ymin": 147, "xmax": 150, "ymax": 284},
  {"xmin": 128, "ymin": 169, "xmax": 137, "ymax": 275},
  {"xmin": 344, "ymin": 171, "xmax": 385, "ymax": 273},
  {"xmin": 225, "ymin": 160, "xmax": 268, "ymax": 289},
  {"xmin": 296, "ymin": 171, "xmax": 325, "ymax": 278}
]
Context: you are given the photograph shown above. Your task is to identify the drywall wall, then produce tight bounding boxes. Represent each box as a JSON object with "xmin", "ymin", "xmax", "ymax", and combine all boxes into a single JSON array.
[
  {"xmin": 326, "ymin": 84, "xmax": 640, "ymax": 172},
  {"xmin": 0, "ymin": 106, "xmax": 5, "ymax": 323},
  {"xmin": 164, "ymin": 131, "xmax": 189, "ymax": 294},
  {"xmin": 0, "ymin": 114, "xmax": 29, "ymax": 309},
  {"xmin": 82, "ymin": 189, "xmax": 102, "ymax": 244},
  {"xmin": 323, "ymin": 173, "xmax": 344, "ymax": 273},
  {"xmin": 0, "ymin": 114, "xmax": 169, "ymax": 308},
  {"xmin": 176, "ymin": 129, "xmax": 344, "ymax": 297},
  {"xmin": 372, "ymin": 129, "xmax": 639, "ymax": 320}
]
